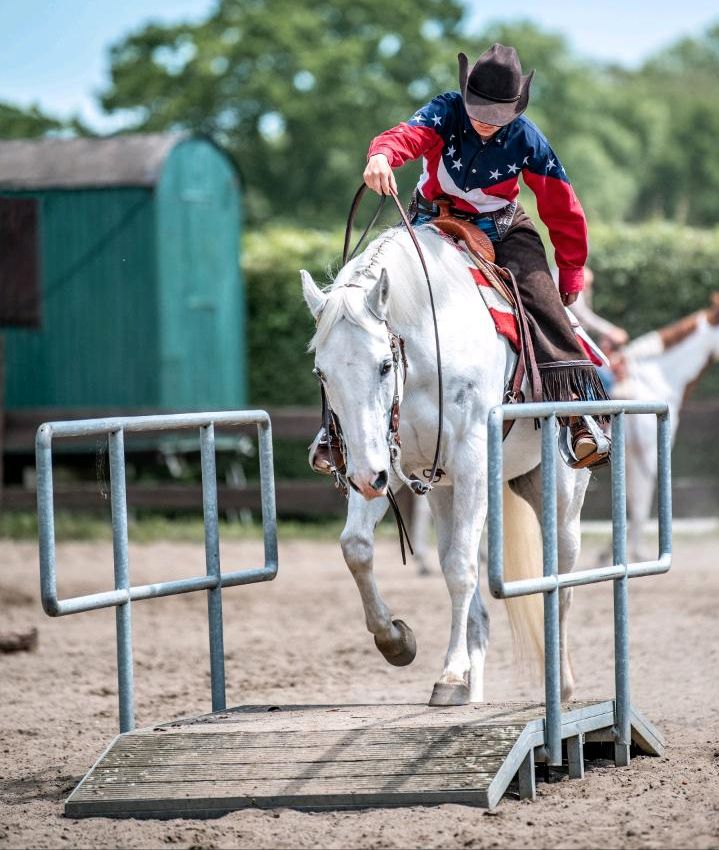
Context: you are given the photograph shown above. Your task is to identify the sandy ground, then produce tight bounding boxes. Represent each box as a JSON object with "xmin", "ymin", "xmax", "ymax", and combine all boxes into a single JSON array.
[{"xmin": 1, "ymin": 531, "xmax": 718, "ymax": 850}]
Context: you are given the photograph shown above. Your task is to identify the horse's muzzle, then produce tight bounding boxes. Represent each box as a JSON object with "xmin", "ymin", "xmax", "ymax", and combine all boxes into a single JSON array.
[{"xmin": 348, "ymin": 470, "xmax": 389, "ymax": 499}]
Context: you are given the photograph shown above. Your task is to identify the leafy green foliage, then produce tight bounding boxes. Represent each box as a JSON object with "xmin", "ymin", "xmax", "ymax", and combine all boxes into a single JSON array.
[
  {"xmin": 0, "ymin": 101, "xmax": 65, "ymax": 138},
  {"xmin": 590, "ymin": 222, "xmax": 719, "ymax": 337},
  {"xmin": 244, "ymin": 226, "xmax": 343, "ymax": 405}
]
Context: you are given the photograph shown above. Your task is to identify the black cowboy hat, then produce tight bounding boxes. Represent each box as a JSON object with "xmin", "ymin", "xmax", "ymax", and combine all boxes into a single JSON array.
[{"xmin": 458, "ymin": 43, "xmax": 534, "ymax": 127}]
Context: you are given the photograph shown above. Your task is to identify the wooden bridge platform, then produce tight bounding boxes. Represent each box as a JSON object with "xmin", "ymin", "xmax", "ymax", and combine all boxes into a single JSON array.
[{"xmin": 65, "ymin": 701, "xmax": 663, "ymax": 818}]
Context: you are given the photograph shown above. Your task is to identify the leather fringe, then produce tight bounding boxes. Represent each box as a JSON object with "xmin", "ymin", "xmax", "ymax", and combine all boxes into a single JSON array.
[{"xmin": 539, "ymin": 363, "xmax": 610, "ymax": 425}]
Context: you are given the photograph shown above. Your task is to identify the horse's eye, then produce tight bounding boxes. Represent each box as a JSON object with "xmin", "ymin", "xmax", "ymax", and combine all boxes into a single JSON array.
[
  {"xmin": 380, "ymin": 361, "xmax": 393, "ymax": 376},
  {"xmin": 313, "ymin": 368, "xmax": 326, "ymax": 383}
]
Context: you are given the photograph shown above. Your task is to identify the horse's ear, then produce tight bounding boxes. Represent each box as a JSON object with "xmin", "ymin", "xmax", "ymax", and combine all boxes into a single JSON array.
[
  {"xmin": 300, "ymin": 269, "xmax": 326, "ymax": 319},
  {"xmin": 367, "ymin": 268, "xmax": 390, "ymax": 321}
]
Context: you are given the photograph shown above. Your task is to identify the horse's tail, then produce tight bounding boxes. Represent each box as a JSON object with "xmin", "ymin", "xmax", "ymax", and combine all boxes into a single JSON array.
[{"xmin": 502, "ymin": 483, "xmax": 544, "ymax": 678}]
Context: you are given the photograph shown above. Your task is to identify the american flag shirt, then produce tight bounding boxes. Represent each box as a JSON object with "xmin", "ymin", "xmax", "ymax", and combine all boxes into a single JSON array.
[{"xmin": 368, "ymin": 91, "xmax": 588, "ymax": 294}]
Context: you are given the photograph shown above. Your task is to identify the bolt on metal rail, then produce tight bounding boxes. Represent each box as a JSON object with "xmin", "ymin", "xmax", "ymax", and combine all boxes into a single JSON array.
[
  {"xmin": 487, "ymin": 399, "xmax": 672, "ymax": 768},
  {"xmin": 36, "ymin": 410, "xmax": 278, "ymax": 733}
]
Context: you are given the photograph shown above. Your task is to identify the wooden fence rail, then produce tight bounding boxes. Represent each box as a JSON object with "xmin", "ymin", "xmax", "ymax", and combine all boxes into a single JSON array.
[{"xmin": 1, "ymin": 403, "xmax": 718, "ymax": 519}]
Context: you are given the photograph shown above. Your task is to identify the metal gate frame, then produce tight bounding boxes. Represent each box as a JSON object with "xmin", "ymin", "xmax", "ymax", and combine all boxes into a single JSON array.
[
  {"xmin": 36, "ymin": 410, "xmax": 278, "ymax": 733},
  {"xmin": 487, "ymin": 399, "xmax": 672, "ymax": 768}
]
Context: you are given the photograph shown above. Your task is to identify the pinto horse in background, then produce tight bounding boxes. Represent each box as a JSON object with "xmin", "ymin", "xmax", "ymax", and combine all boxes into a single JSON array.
[
  {"xmin": 301, "ymin": 224, "xmax": 591, "ymax": 705},
  {"xmin": 611, "ymin": 293, "xmax": 719, "ymax": 560}
]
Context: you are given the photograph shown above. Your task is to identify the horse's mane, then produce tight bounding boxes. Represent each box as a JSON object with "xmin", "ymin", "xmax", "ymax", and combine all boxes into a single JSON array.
[{"xmin": 309, "ymin": 226, "xmax": 459, "ymax": 351}]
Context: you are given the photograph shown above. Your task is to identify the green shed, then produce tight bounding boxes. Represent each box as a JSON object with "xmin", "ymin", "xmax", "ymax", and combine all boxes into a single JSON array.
[{"xmin": 0, "ymin": 133, "xmax": 246, "ymax": 411}]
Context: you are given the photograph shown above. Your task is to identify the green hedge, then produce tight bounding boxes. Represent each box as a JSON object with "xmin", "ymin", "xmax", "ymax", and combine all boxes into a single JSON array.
[
  {"xmin": 244, "ymin": 222, "xmax": 719, "ymax": 406},
  {"xmin": 244, "ymin": 227, "xmax": 343, "ymax": 406},
  {"xmin": 589, "ymin": 222, "xmax": 719, "ymax": 338}
]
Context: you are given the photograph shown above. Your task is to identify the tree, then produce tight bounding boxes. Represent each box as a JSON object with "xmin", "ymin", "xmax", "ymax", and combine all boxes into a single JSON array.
[
  {"xmin": 101, "ymin": 0, "xmax": 465, "ymax": 225},
  {"xmin": 0, "ymin": 101, "xmax": 65, "ymax": 139}
]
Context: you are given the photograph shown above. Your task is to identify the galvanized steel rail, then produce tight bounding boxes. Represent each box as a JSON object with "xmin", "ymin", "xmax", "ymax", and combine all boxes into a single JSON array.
[
  {"xmin": 487, "ymin": 399, "xmax": 672, "ymax": 768},
  {"xmin": 36, "ymin": 410, "xmax": 278, "ymax": 733}
]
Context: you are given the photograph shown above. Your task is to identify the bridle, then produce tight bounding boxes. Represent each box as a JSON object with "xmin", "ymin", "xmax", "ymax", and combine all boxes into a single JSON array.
[
  {"xmin": 310, "ymin": 184, "xmax": 446, "ymax": 562},
  {"xmin": 312, "ymin": 297, "xmax": 415, "ymax": 561}
]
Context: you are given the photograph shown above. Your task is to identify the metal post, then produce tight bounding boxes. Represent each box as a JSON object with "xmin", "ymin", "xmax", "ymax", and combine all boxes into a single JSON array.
[
  {"xmin": 611, "ymin": 412, "xmax": 631, "ymax": 766},
  {"xmin": 541, "ymin": 414, "xmax": 562, "ymax": 766},
  {"xmin": 257, "ymin": 418, "xmax": 279, "ymax": 574},
  {"xmin": 517, "ymin": 748, "xmax": 536, "ymax": 800},
  {"xmin": 36, "ymin": 427, "xmax": 58, "ymax": 616},
  {"xmin": 656, "ymin": 411, "xmax": 673, "ymax": 561},
  {"xmin": 567, "ymin": 733, "xmax": 585, "ymax": 779},
  {"xmin": 200, "ymin": 423, "xmax": 226, "ymax": 712},
  {"xmin": 108, "ymin": 429, "xmax": 135, "ymax": 733}
]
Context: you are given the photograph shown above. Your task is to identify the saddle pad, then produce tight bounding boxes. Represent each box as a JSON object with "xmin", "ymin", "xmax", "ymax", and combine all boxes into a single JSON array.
[{"xmin": 437, "ymin": 230, "xmax": 605, "ymax": 367}]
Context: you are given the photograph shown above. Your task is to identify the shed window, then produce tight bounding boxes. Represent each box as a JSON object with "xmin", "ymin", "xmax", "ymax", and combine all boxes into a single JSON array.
[{"xmin": 0, "ymin": 197, "xmax": 41, "ymax": 328}]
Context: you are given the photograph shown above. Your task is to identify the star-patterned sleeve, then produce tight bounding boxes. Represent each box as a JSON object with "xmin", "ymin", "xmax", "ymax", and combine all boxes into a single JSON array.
[
  {"xmin": 521, "ymin": 128, "xmax": 588, "ymax": 295},
  {"xmin": 367, "ymin": 94, "xmax": 451, "ymax": 167}
]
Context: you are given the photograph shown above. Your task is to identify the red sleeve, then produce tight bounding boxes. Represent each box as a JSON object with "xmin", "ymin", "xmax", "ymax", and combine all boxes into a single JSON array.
[
  {"xmin": 368, "ymin": 123, "xmax": 441, "ymax": 168},
  {"xmin": 522, "ymin": 170, "xmax": 587, "ymax": 294}
]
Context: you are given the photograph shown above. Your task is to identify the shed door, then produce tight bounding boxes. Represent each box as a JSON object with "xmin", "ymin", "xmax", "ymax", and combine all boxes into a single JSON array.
[
  {"xmin": 0, "ymin": 197, "xmax": 41, "ymax": 327},
  {"xmin": 156, "ymin": 140, "xmax": 243, "ymax": 409}
]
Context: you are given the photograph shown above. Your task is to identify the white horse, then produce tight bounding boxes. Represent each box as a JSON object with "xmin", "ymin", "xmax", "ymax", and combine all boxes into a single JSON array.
[
  {"xmin": 612, "ymin": 293, "xmax": 719, "ymax": 560},
  {"xmin": 301, "ymin": 225, "xmax": 591, "ymax": 705}
]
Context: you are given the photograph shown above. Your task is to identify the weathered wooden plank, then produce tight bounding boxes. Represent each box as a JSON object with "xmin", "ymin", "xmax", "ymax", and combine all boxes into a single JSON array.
[
  {"xmin": 100, "ymin": 744, "xmax": 518, "ymax": 768},
  {"xmin": 86, "ymin": 757, "xmax": 508, "ymax": 783},
  {"xmin": 66, "ymin": 787, "xmax": 492, "ymax": 818},
  {"xmin": 151, "ymin": 700, "xmax": 597, "ymax": 733},
  {"xmin": 115, "ymin": 727, "xmax": 526, "ymax": 752},
  {"xmin": 71, "ymin": 771, "xmax": 501, "ymax": 801}
]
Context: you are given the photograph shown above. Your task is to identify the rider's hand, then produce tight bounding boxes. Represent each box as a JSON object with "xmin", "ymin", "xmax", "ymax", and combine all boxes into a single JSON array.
[
  {"xmin": 363, "ymin": 154, "xmax": 398, "ymax": 196},
  {"xmin": 561, "ymin": 291, "xmax": 579, "ymax": 306}
]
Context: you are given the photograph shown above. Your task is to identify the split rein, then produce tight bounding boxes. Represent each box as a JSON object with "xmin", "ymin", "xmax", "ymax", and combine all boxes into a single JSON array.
[
  {"xmin": 342, "ymin": 184, "xmax": 445, "ymax": 494},
  {"xmin": 311, "ymin": 185, "xmax": 446, "ymax": 562}
]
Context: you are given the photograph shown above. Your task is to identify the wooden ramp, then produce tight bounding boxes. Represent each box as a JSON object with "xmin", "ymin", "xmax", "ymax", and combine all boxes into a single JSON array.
[{"xmin": 65, "ymin": 701, "xmax": 663, "ymax": 818}]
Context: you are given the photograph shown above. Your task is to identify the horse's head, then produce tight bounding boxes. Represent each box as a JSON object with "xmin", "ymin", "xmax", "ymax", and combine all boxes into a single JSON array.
[{"xmin": 301, "ymin": 268, "xmax": 399, "ymax": 500}]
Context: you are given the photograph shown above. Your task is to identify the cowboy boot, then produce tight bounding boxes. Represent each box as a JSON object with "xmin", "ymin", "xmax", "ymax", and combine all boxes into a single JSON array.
[{"xmin": 559, "ymin": 416, "xmax": 611, "ymax": 470}]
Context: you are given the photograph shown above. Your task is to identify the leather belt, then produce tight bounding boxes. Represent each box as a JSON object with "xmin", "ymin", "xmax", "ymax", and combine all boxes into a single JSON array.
[{"xmin": 415, "ymin": 193, "xmax": 491, "ymax": 221}]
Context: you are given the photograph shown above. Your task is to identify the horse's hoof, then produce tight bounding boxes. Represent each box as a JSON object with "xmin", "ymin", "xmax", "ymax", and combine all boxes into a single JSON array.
[
  {"xmin": 374, "ymin": 619, "xmax": 416, "ymax": 667},
  {"xmin": 428, "ymin": 681, "xmax": 470, "ymax": 706}
]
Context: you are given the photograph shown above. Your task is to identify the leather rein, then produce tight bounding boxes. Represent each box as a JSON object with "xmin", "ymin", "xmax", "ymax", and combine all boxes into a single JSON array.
[{"xmin": 343, "ymin": 183, "xmax": 444, "ymax": 494}]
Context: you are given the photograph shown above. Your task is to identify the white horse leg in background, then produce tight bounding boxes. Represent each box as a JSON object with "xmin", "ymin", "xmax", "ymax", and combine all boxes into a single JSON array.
[
  {"xmin": 410, "ymin": 495, "xmax": 433, "ymax": 576},
  {"xmin": 625, "ymin": 414, "xmax": 659, "ymax": 562}
]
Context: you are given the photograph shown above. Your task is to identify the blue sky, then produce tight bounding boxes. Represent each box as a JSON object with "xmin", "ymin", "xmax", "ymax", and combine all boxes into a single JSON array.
[{"xmin": 0, "ymin": 0, "xmax": 717, "ymax": 132}]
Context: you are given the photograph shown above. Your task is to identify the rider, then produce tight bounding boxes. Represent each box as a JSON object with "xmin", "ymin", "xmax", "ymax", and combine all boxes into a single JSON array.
[{"xmin": 363, "ymin": 43, "xmax": 610, "ymax": 466}]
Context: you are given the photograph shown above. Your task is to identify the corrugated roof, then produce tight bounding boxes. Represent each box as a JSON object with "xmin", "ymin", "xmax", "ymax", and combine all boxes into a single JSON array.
[{"xmin": 0, "ymin": 132, "xmax": 189, "ymax": 189}]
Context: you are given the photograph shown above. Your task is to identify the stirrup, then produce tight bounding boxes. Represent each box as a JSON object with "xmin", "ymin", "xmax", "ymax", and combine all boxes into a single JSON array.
[
  {"xmin": 558, "ymin": 415, "xmax": 611, "ymax": 470},
  {"xmin": 308, "ymin": 428, "xmax": 346, "ymax": 475}
]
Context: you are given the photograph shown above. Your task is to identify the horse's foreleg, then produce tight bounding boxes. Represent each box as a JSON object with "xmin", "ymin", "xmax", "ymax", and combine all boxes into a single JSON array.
[
  {"xmin": 340, "ymin": 486, "xmax": 416, "ymax": 667},
  {"xmin": 429, "ymin": 448, "xmax": 486, "ymax": 706}
]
